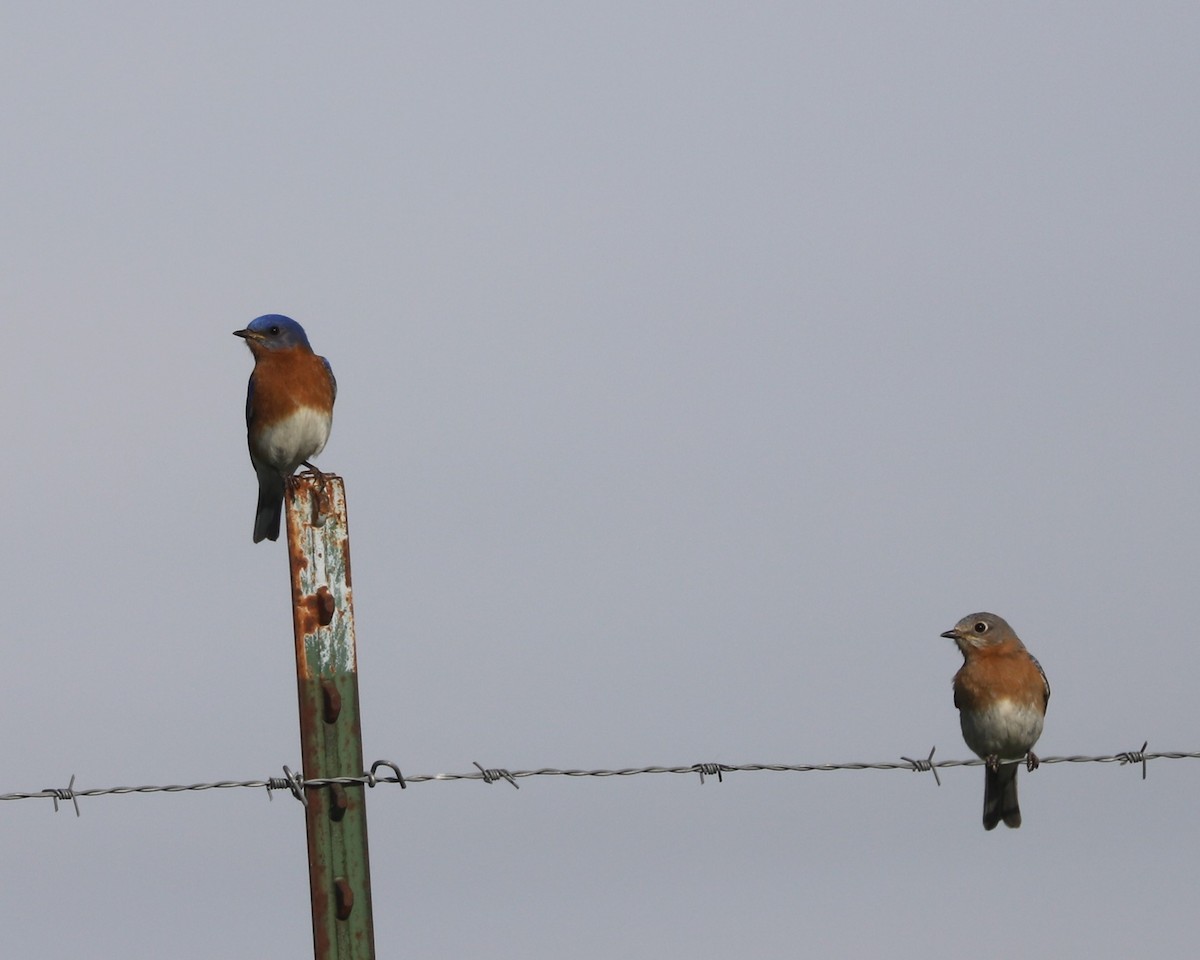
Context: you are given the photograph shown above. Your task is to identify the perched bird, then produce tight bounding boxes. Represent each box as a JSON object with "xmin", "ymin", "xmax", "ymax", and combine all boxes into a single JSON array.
[
  {"xmin": 941, "ymin": 612, "xmax": 1050, "ymax": 830},
  {"xmin": 233, "ymin": 315, "xmax": 336, "ymax": 543}
]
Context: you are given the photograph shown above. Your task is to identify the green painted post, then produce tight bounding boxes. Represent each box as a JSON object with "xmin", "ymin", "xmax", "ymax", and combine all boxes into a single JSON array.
[{"xmin": 285, "ymin": 474, "xmax": 375, "ymax": 960}]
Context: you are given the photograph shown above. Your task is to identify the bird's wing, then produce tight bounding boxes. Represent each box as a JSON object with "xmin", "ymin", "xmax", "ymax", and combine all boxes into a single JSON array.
[
  {"xmin": 1028, "ymin": 652, "xmax": 1050, "ymax": 707},
  {"xmin": 322, "ymin": 356, "xmax": 337, "ymax": 405},
  {"xmin": 245, "ymin": 375, "xmax": 255, "ymax": 426}
]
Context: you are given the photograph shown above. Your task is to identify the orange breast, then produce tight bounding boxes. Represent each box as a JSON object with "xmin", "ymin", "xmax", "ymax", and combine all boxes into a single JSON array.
[
  {"xmin": 250, "ymin": 348, "xmax": 335, "ymax": 426},
  {"xmin": 954, "ymin": 645, "xmax": 1048, "ymax": 713}
]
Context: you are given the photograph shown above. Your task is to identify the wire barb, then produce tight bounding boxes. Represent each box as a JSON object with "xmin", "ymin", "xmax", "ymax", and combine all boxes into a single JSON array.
[
  {"xmin": 47, "ymin": 775, "xmax": 81, "ymax": 817},
  {"xmin": 281, "ymin": 766, "xmax": 308, "ymax": 806},
  {"xmin": 473, "ymin": 762, "xmax": 519, "ymax": 789},
  {"xmin": 901, "ymin": 747, "xmax": 941, "ymax": 786},
  {"xmin": 1117, "ymin": 741, "xmax": 1150, "ymax": 780},
  {"xmin": 692, "ymin": 763, "xmax": 726, "ymax": 784}
]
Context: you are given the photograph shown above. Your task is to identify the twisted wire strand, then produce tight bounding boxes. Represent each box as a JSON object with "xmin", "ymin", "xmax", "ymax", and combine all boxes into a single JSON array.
[{"xmin": 2, "ymin": 744, "xmax": 1193, "ymax": 815}]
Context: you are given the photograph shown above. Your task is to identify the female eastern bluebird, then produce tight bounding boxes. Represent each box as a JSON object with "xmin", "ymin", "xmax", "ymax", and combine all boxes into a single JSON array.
[
  {"xmin": 941, "ymin": 612, "xmax": 1050, "ymax": 830},
  {"xmin": 233, "ymin": 315, "xmax": 336, "ymax": 543}
]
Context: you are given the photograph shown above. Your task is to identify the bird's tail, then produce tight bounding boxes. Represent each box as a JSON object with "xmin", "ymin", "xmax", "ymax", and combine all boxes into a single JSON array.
[
  {"xmin": 983, "ymin": 763, "xmax": 1021, "ymax": 830},
  {"xmin": 253, "ymin": 476, "xmax": 284, "ymax": 543}
]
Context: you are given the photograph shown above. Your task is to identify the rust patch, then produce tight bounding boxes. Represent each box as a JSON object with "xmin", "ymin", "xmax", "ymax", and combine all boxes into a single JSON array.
[
  {"xmin": 334, "ymin": 877, "xmax": 354, "ymax": 920},
  {"xmin": 330, "ymin": 782, "xmax": 349, "ymax": 822},
  {"xmin": 316, "ymin": 586, "xmax": 335, "ymax": 625},
  {"xmin": 296, "ymin": 680, "xmax": 323, "ymax": 771},
  {"xmin": 296, "ymin": 589, "xmax": 331, "ymax": 637},
  {"xmin": 310, "ymin": 887, "xmax": 332, "ymax": 956},
  {"xmin": 286, "ymin": 519, "xmax": 310, "ymax": 572},
  {"xmin": 321, "ymin": 678, "xmax": 342, "ymax": 723},
  {"xmin": 297, "ymin": 604, "xmax": 320, "ymax": 637}
]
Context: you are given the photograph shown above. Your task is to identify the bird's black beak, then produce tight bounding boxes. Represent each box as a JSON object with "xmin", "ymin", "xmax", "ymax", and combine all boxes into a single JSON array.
[
  {"xmin": 233, "ymin": 328, "xmax": 251, "ymax": 339},
  {"xmin": 940, "ymin": 629, "xmax": 958, "ymax": 640}
]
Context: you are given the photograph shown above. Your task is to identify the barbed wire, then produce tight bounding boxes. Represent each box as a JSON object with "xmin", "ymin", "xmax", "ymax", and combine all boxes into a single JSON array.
[{"xmin": 3, "ymin": 744, "xmax": 1196, "ymax": 816}]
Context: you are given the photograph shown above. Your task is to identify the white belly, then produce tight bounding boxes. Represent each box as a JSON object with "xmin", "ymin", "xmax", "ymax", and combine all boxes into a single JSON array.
[
  {"xmin": 960, "ymin": 699, "xmax": 1044, "ymax": 759},
  {"xmin": 254, "ymin": 406, "xmax": 331, "ymax": 475}
]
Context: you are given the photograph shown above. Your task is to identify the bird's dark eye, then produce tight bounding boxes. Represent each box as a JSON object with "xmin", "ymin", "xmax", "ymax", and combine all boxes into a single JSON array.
[
  {"xmin": 973, "ymin": 621, "xmax": 988, "ymax": 634},
  {"xmin": 268, "ymin": 325, "xmax": 281, "ymax": 336}
]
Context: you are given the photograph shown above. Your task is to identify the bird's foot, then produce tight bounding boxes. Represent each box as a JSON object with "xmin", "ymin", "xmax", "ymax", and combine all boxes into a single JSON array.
[
  {"xmin": 301, "ymin": 461, "xmax": 332, "ymax": 528},
  {"xmin": 301, "ymin": 460, "xmax": 327, "ymax": 485},
  {"xmin": 985, "ymin": 755, "xmax": 1001, "ymax": 773},
  {"xmin": 1026, "ymin": 751, "xmax": 1040, "ymax": 772}
]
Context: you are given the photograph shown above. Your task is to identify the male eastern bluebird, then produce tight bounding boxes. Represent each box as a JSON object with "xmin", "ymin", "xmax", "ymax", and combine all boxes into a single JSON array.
[
  {"xmin": 941, "ymin": 612, "xmax": 1050, "ymax": 830},
  {"xmin": 233, "ymin": 315, "xmax": 336, "ymax": 543}
]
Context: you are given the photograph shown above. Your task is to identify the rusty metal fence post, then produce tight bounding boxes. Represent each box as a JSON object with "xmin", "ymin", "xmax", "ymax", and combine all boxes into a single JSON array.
[{"xmin": 285, "ymin": 474, "xmax": 375, "ymax": 960}]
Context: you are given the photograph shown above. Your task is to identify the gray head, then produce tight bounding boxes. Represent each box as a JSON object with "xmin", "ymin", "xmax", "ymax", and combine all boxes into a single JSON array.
[{"xmin": 940, "ymin": 612, "xmax": 1021, "ymax": 653}]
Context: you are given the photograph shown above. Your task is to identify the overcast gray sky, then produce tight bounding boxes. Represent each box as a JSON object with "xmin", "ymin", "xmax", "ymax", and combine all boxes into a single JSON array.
[{"xmin": 5, "ymin": 4, "xmax": 1200, "ymax": 958}]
